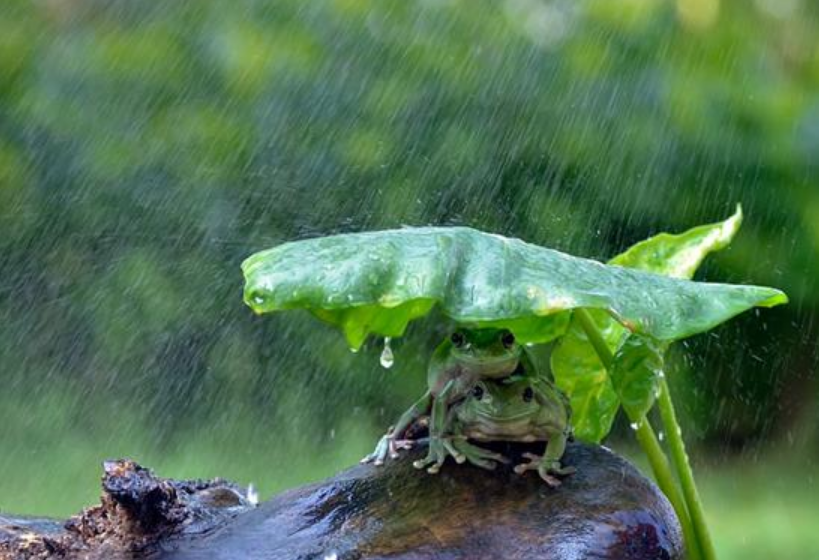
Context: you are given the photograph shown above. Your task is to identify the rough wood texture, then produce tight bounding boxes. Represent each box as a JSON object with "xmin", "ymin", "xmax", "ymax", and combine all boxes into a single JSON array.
[
  {"xmin": 1, "ymin": 443, "xmax": 682, "ymax": 560},
  {"xmin": 0, "ymin": 460, "xmax": 255, "ymax": 559}
]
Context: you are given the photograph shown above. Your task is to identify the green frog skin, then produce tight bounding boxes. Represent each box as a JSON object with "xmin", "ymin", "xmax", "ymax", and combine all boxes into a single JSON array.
[
  {"xmin": 362, "ymin": 328, "xmax": 536, "ymax": 472},
  {"xmin": 450, "ymin": 375, "xmax": 575, "ymax": 487}
]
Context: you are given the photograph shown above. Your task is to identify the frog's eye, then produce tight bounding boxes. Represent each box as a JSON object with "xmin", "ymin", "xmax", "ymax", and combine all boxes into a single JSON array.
[
  {"xmin": 522, "ymin": 387, "xmax": 534, "ymax": 402},
  {"xmin": 451, "ymin": 331, "xmax": 466, "ymax": 347},
  {"xmin": 501, "ymin": 331, "xmax": 516, "ymax": 348},
  {"xmin": 472, "ymin": 385, "xmax": 485, "ymax": 400}
]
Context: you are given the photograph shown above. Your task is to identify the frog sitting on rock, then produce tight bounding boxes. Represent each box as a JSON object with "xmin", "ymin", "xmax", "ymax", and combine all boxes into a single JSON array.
[
  {"xmin": 450, "ymin": 374, "xmax": 575, "ymax": 486},
  {"xmin": 362, "ymin": 328, "xmax": 575, "ymax": 486}
]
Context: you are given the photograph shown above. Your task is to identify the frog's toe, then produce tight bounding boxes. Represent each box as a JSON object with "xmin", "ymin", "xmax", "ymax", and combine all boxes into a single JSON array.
[
  {"xmin": 413, "ymin": 454, "xmax": 445, "ymax": 474},
  {"xmin": 442, "ymin": 439, "xmax": 466, "ymax": 464},
  {"xmin": 539, "ymin": 462, "xmax": 571, "ymax": 486},
  {"xmin": 413, "ymin": 437, "xmax": 458, "ymax": 474},
  {"xmin": 513, "ymin": 452, "xmax": 558, "ymax": 485},
  {"xmin": 453, "ymin": 439, "xmax": 509, "ymax": 470},
  {"xmin": 412, "ymin": 450, "xmax": 443, "ymax": 473},
  {"xmin": 513, "ymin": 451, "xmax": 541, "ymax": 474},
  {"xmin": 360, "ymin": 435, "xmax": 389, "ymax": 465},
  {"xmin": 541, "ymin": 458, "xmax": 575, "ymax": 477},
  {"xmin": 538, "ymin": 470, "xmax": 562, "ymax": 487},
  {"xmin": 389, "ymin": 438, "xmax": 414, "ymax": 459},
  {"xmin": 550, "ymin": 464, "xmax": 576, "ymax": 476},
  {"xmin": 362, "ymin": 429, "xmax": 412, "ymax": 466},
  {"xmin": 514, "ymin": 454, "xmax": 574, "ymax": 486},
  {"xmin": 513, "ymin": 461, "xmax": 534, "ymax": 475},
  {"xmin": 469, "ymin": 456, "xmax": 498, "ymax": 470}
]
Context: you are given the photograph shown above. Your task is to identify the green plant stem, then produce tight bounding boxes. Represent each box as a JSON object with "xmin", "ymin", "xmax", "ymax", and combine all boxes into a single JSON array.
[
  {"xmin": 575, "ymin": 309, "xmax": 703, "ymax": 560},
  {"xmin": 657, "ymin": 376, "xmax": 717, "ymax": 560},
  {"xmin": 633, "ymin": 418, "xmax": 702, "ymax": 560},
  {"xmin": 574, "ymin": 309, "xmax": 616, "ymax": 369}
]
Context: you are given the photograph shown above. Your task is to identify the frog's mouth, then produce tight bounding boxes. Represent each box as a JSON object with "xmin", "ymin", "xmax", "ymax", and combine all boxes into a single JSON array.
[
  {"xmin": 474, "ymin": 411, "xmax": 533, "ymax": 423},
  {"xmin": 457, "ymin": 354, "xmax": 519, "ymax": 375},
  {"xmin": 464, "ymin": 414, "xmax": 537, "ymax": 440}
]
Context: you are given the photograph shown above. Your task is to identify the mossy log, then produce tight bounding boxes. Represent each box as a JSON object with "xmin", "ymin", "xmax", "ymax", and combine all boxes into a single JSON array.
[{"xmin": 1, "ymin": 443, "xmax": 682, "ymax": 559}]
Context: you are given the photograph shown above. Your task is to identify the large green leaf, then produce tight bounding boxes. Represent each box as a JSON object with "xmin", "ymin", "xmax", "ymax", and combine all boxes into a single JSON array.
[
  {"xmin": 551, "ymin": 207, "xmax": 785, "ymax": 442},
  {"xmin": 243, "ymin": 226, "xmax": 785, "ymax": 350}
]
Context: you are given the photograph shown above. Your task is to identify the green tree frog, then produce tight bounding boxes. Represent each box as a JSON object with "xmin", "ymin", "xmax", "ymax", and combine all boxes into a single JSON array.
[
  {"xmin": 362, "ymin": 328, "xmax": 530, "ymax": 469},
  {"xmin": 449, "ymin": 375, "xmax": 575, "ymax": 486},
  {"xmin": 362, "ymin": 327, "xmax": 572, "ymax": 486}
]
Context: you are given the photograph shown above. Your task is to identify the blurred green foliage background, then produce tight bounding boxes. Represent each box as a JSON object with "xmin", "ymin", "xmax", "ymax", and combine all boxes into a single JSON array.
[{"xmin": 0, "ymin": 0, "xmax": 817, "ymax": 557}]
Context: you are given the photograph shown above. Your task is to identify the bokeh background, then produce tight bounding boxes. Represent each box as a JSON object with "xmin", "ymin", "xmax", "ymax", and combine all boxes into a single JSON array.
[{"xmin": 1, "ymin": 0, "xmax": 817, "ymax": 558}]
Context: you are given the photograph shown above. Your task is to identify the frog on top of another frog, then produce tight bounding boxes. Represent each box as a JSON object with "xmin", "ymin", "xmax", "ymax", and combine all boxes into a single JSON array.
[{"xmin": 361, "ymin": 327, "xmax": 574, "ymax": 486}]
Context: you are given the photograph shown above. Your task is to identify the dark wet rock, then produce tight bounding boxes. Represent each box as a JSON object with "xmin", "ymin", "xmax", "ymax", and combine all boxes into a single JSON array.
[
  {"xmin": 1, "ymin": 444, "xmax": 682, "ymax": 559},
  {"xmin": 161, "ymin": 442, "xmax": 683, "ymax": 560}
]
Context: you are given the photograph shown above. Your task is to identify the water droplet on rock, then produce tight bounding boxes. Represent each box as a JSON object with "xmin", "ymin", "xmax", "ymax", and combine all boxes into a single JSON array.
[{"xmin": 247, "ymin": 483, "xmax": 259, "ymax": 506}]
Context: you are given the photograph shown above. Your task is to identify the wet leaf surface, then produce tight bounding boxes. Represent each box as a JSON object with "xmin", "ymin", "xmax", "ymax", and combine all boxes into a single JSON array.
[{"xmin": 243, "ymin": 226, "xmax": 785, "ymax": 350}]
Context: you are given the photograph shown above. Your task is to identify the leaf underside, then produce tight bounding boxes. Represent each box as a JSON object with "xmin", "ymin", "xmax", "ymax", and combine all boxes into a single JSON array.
[{"xmin": 243, "ymin": 223, "xmax": 785, "ymax": 350}]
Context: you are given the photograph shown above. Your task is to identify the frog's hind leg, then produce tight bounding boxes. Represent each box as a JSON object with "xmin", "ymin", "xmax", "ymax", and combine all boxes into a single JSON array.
[{"xmin": 361, "ymin": 391, "xmax": 431, "ymax": 466}]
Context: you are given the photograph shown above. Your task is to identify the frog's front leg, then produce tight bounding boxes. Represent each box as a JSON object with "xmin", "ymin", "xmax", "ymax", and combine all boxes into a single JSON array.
[
  {"xmin": 412, "ymin": 381, "xmax": 465, "ymax": 474},
  {"xmin": 361, "ymin": 391, "xmax": 431, "ymax": 466},
  {"xmin": 513, "ymin": 428, "xmax": 575, "ymax": 487}
]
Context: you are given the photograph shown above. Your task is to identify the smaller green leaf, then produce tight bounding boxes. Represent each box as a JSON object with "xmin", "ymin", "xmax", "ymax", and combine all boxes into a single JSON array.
[
  {"xmin": 610, "ymin": 205, "xmax": 743, "ymax": 280},
  {"xmin": 610, "ymin": 335, "xmax": 664, "ymax": 421},
  {"xmin": 551, "ymin": 309, "xmax": 624, "ymax": 442}
]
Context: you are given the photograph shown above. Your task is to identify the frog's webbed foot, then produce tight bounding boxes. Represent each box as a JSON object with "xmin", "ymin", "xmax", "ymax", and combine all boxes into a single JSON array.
[
  {"xmin": 451, "ymin": 438, "xmax": 511, "ymax": 471},
  {"xmin": 513, "ymin": 452, "xmax": 576, "ymax": 487},
  {"xmin": 412, "ymin": 436, "xmax": 466, "ymax": 474},
  {"xmin": 361, "ymin": 427, "xmax": 415, "ymax": 466}
]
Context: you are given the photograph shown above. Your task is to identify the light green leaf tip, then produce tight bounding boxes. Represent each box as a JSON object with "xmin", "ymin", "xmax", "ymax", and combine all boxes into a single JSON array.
[
  {"xmin": 551, "ymin": 206, "xmax": 788, "ymax": 443},
  {"xmin": 610, "ymin": 204, "xmax": 744, "ymax": 279}
]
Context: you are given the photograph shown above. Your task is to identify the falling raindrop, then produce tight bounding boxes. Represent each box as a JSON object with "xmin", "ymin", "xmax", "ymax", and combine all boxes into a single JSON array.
[
  {"xmin": 659, "ymin": 431, "xmax": 665, "ymax": 442},
  {"xmin": 630, "ymin": 421, "xmax": 641, "ymax": 431},
  {"xmin": 380, "ymin": 337, "xmax": 394, "ymax": 369}
]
